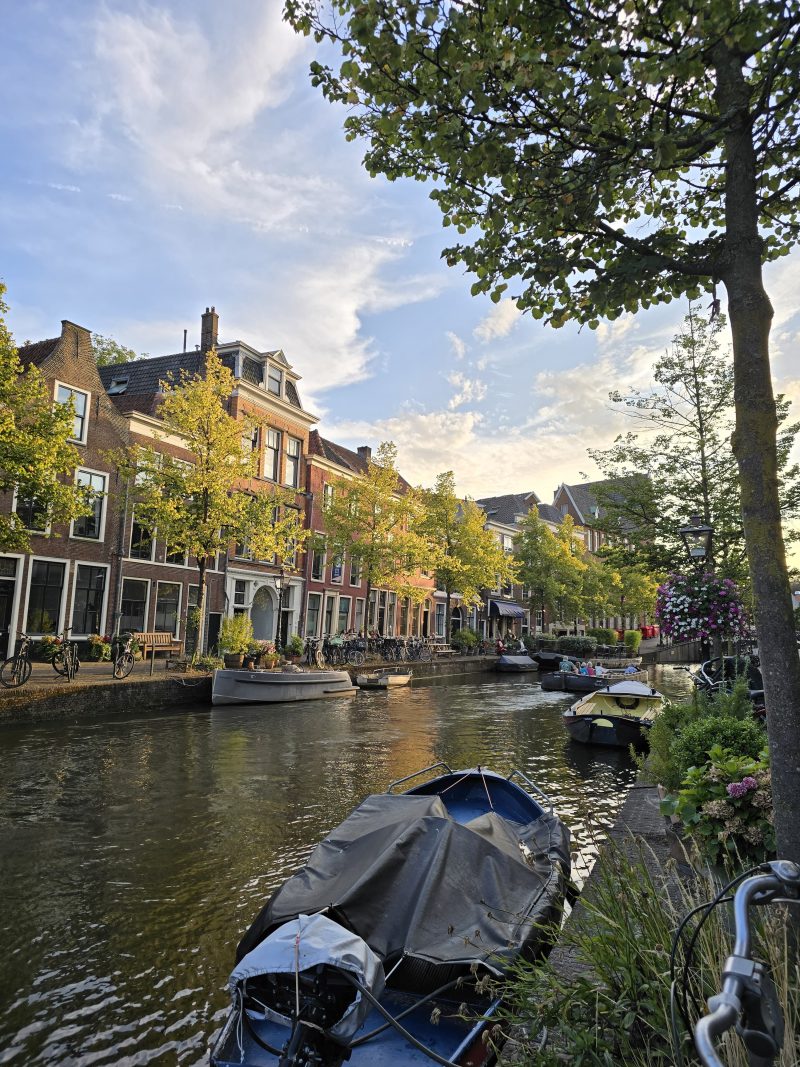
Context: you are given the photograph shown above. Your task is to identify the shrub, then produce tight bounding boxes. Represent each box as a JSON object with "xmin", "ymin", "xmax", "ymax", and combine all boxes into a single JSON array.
[
  {"xmin": 557, "ymin": 635, "xmax": 597, "ymax": 655},
  {"xmin": 522, "ymin": 634, "xmax": 537, "ymax": 652},
  {"xmin": 624, "ymin": 628, "xmax": 642, "ymax": 653},
  {"xmin": 192, "ymin": 654, "xmax": 223, "ymax": 673},
  {"xmin": 670, "ymin": 715, "xmax": 766, "ymax": 783},
  {"xmin": 450, "ymin": 627, "xmax": 478, "ymax": 651},
  {"xmin": 663, "ymin": 746, "xmax": 775, "ymax": 866},
  {"xmin": 86, "ymin": 633, "xmax": 112, "ymax": 661},
  {"xmin": 219, "ymin": 613, "xmax": 254, "ymax": 654},
  {"xmin": 587, "ymin": 626, "xmax": 616, "ymax": 645},
  {"xmin": 537, "ymin": 635, "xmax": 558, "ymax": 649},
  {"xmin": 284, "ymin": 633, "xmax": 304, "ymax": 657}
]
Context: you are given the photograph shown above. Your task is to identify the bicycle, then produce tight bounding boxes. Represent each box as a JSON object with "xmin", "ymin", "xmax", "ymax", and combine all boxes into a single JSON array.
[
  {"xmin": 112, "ymin": 631, "xmax": 136, "ymax": 679},
  {"xmin": 0, "ymin": 631, "xmax": 34, "ymax": 688},
  {"xmin": 51, "ymin": 627, "xmax": 80, "ymax": 681},
  {"xmin": 673, "ymin": 859, "xmax": 800, "ymax": 1066},
  {"xmin": 304, "ymin": 637, "xmax": 326, "ymax": 670}
]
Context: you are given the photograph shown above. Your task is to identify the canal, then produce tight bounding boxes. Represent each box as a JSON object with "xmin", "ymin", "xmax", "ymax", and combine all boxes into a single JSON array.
[{"xmin": 0, "ymin": 667, "xmax": 692, "ymax": 1066}]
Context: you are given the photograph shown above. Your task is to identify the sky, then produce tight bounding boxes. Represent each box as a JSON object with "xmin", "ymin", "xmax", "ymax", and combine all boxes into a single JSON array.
[{"xmin": 3, "ymin": 0, "xmax": 800, "ymax": 506}]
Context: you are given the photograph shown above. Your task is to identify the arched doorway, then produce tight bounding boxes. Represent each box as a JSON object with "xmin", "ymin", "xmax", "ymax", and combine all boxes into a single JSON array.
[{"xmin": 250, "ymin": 585, "xmax": 275, "ymax": 641}]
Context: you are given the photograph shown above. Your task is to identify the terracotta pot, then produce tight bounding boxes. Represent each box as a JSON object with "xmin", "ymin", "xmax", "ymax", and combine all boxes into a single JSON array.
[{"xmin": 223, "ymin": 653, "xmax": 244, "ymax": 669}]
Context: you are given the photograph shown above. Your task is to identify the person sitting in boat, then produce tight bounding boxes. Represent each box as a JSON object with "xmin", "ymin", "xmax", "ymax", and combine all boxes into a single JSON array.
[
  {"xmin": 578, "ymin": 661, "xmax": 589, "ymax": 675},
  {"xmin": 559, "ymin": 655, "xmax": 578, "ymax": 673},
  {"xmin": 586, "ymin": 661, "xmax": 596, "ymax": 676},
  {"xmin": 624, "ymin": 663, "xmax": 638, "ymax": 674},
  {"xmin": 594, "ymin": 662, "xmax": 606, "ymax": 677}
]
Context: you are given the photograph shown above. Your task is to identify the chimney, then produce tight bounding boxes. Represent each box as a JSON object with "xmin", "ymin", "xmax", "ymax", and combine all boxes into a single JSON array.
[
  {"xmin": 200, "ymin": 306, "xmax": 219, "ymax": 352},
  {"xmin": 357, "ymin": 446, "xmax": 372, "ymax": 462}
]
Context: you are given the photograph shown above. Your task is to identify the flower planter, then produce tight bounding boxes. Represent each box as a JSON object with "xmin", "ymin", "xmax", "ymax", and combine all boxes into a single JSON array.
[{"xmin": 223, "ymin": 653, "xmax": 244, "ymax": 669}]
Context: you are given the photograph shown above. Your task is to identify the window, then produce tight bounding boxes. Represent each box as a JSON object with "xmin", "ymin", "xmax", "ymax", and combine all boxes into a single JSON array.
[
  {"xmin": 154, "ymin": 582, "xmax": 181, "ymax": 637},
  {"xmin": 336, "ymin": 596, "xmax": 351, "ymax": 634},
  {"xmin": 120, "ymin": 578, "xmax": 148, "ymax": 633},
  {"xmin": 311, "ymin": 544, "xmax": 325, "ymax": 581},
  {"xmin": 15, "ymin": 495, "xmax": 47, "ymax": 532},
  {"xmin": 56, "ymin": 384, "xmax": 89, "ymax": 443},
  {"xmin": 376, "ymin": 590, "xmax": 388, "ymax": 634},
  {"xmin": 71, "ymin": 565, "xmax": 107, "ymax": 635},
  {"xmin": 242, "ymin": 357, "xmax": 263, "ymax": 387},
  {"xmin": 324, "ymin": 594, "xmax": 336, "ymax": 636},
  {"xmin": 286, "ymin": 437, "xmax": 301, "ymax": 488},
  {"xmin": 435, "ymin": 603, "xmax": 446, "ymax": 638},
  {"xmin": 165, "ymin": 546, "xmax": 188, "ymax": 566},
  {"xmin": 349, "ymin": 557, "xmax": 361, "ymax": 586},
  {"xmin": 306, "ymin": 592, "xmax": 322, "ymax": 637},
  {"xmin": 129, "ymin": 515, "xmax": 154, "ymax": 560},
  {"xmin": 399, "ymin": 597, "xmax": 409, "ymax": 636},
  {"xmin": 265, "ymin": 429, "xmax": 281, "ymax": 481},
  {"xmin": 323, "ymin": 484, "xmax": 335, "ymax": 508},
  {"xmin": 387, "ymin": 592, "xmax": 397, "ymax": 636},
  {"xmin": 267, "ymin": 365, "xmax": 282, "ymax": 396},
  {"xmin": 234, "ymin": 540, "xmax": 253, "ymax": 560},
  {"xmin": 330, "ymin": 556, "xmax": 343, "ymax": 584},
  {"xmin": 72, "ymin": 471, "xmax": 106, "ymax": 540},
  {"xmin": 107, "ymin": 376, "xmax": 129, "ymax": 395},
  {"xmin": 26, "ymin": 560, "xmax": 66, "ymax": 633},
  {"xmin": 242, "ymin": 426, "xmax": 259, "ymax": 453},
  {"xmin": 354, "ymin": 598, "xmax": 365, "ymax": 635},
  {"xmin": 234, "ymin": 580, "xmax": 247, "ymax": 608}
]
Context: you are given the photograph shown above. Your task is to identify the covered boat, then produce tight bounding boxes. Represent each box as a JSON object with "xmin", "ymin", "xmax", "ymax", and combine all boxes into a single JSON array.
[
  {"xmin": 562, "ymin": 679, "xmax": 664, "ymax": 748},
  {"xmin": 211, "ymin": 668, "xmax": 357, "ymax": 706},
  {"xmin": 542, "ymin": 668, "xmax": 648, "ymax": 693},
  {"xmin": 356, "ymin": 667, "xmax": 413, "ymax": 689},
  {"xmin": 532, "ymin": 650, "xmax": 578, "ymax": 673},
  {"xmin": 211, "ymin": 764, "xmax": 570, "ymax": 1066},
  {"xmin": 495, "ymin": 653, "xmax": 538, "ymax": 672}
]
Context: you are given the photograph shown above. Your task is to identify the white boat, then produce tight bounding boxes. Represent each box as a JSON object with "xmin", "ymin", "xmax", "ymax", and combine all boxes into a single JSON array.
[
  {"xmin": 211, "ymin": 668, "xmax": 358, "ymax": 706},
  {"xmin": 356, "ymin": 667, "xmax": 413, "ymax": 689},
  {"xmin": 562, "ymin": 679, "xmax": 665, "ymax": 748}
]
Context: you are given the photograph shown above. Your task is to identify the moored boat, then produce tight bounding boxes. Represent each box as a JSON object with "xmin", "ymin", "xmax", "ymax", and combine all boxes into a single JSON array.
[
  {"xmin": 542, "ymin": 668, "xmax": 648, "ymax": 693},
  {"xmin": 495, "ymin": 653, "xmax": 538, "ymax": 672},
  {"xmin": 211, "ymin": 667, "xmax": 358, "ymax": 706},
  {"xmin": 356, "ymin": 667, "xmax": 413, "ymax": 689},
  {"xmin": 210, "ymin": 763, "xmax": 570, "ymax": 1067},
  {"xmin": 562, "ymin": 679, "xmax": 664, "ymax": 748}
]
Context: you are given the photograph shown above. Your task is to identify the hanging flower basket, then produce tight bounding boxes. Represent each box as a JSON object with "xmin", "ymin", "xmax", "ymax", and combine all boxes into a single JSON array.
[{"xmin": 655, "ymin": 572, "xmax": 748, "ymax": 642}]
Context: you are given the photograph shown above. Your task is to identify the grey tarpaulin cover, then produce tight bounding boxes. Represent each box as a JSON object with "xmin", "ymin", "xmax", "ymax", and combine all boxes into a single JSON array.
[
  {"xmin": 230, "ymin": 913, "xmax": 385, "ymax": 1041},
  {"xmin": 236, "ymin": 793, "xmax": 567, "ymax": 974}
]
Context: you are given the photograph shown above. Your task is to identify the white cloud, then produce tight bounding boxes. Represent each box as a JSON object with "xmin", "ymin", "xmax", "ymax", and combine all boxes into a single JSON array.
[
  {"xmin": 446, "ymin": 371, "xmax": 487, "ymax": 409},
  {"xmin": 447, "ymin": 330, "xmax": 467, "ymax": 360},
  {"xmin": 473, "ymin": 299, "xmax": 521, "ymax": 343}
]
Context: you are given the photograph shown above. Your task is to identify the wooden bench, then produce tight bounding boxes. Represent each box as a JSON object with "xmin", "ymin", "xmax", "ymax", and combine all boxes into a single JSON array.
[
  {"xmin": 431, "ymin": 644, "xmax": 458, "ymax": 655},
  {"xmin": 134, "ymin": 632, "xmax": 184, "ymax": 674}
]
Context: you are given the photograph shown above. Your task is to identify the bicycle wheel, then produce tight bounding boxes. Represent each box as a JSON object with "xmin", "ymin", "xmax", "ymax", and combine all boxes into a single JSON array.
[
  {"xmin": 113, "ymin": 652, "xmax": 134, "ymax": 679},
  {"xmin": 0, "ymin": 656, "xmax": 32, "ymax": 688},
  {"xmin": 51, "ymin": 649, "xmax": 68, "ymax": 675},
  {"xmin": 419, "ymin": 646, "xmax": 432, "ymax": 661},
  {"xmin": 314, "ymin": 649, "xmax": 326, "ymax": 669},
  {"xmin": 347, "ymin": 649, "xmax": 365, "ymax": 667}
]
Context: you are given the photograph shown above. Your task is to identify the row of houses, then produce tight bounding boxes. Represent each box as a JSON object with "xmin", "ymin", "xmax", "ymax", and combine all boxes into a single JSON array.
[{"xmin": 0, "ymin": 308, "xmax": 624, "ymax": 657}]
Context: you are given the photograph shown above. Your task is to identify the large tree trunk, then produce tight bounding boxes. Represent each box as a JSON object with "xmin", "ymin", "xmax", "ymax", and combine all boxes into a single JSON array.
[{"xmin": 717, "ymin": 45, "xmax": 800, "ymax": 863}]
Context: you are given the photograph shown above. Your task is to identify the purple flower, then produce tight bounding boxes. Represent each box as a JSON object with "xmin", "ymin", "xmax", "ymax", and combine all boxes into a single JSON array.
[
  {"xmin": 727, "ymin": 782, "xmax": 748, "ymax": 799},
  {"xmin": 741, "ymin": 776, "xmax": 758, "ymax": 791}
]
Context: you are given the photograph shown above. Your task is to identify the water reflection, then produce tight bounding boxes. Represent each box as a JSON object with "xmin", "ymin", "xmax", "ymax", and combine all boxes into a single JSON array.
[{"xmin": 0, "ymin": 666, "xmax": 692, "ymax": 1065}]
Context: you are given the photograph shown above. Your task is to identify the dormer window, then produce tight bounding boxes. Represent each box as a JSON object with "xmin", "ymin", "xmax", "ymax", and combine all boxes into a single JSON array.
[
  {"xmin": 242, "ymin": 357, "xmax": 263, "ymax": 387},
  {"xmin": 107, "ymin": 376, "xmax": 129, "ymax": 395},
  {"xmin": 267, "ymin": 365, "xmax": 282, "ymax": 396}
]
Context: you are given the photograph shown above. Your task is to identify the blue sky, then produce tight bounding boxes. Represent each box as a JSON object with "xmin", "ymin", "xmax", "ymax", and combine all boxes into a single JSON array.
[{"xmin": 3, "ymin": 0, "xmax": 800, "ymax": 502}]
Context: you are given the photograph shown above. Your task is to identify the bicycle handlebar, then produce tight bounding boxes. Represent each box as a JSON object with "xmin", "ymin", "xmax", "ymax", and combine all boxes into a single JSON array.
[{"xmin": 694, "ymin": 860, "xmax": 800, "ymax": 1067}]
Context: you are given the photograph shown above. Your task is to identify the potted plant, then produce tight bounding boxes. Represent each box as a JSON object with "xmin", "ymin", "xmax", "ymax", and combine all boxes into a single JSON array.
[
  {"xmin": 283, "ymin": 633, "xmax": 304, "ymax": 662},
  {"xmin": 87, "ymin": 633, "xmax": 112, "ymax": 661},
  {"xmin": 250, "ymin": 639, "xmax": 277, "ymax": 668},
  {"xmin": 219, "ymin": 614, "xmax": 254, "ymax": 668}
]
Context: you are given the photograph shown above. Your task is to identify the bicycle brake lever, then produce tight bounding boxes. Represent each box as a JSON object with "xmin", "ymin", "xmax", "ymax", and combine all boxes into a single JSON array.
[{"xmin": 735, "ymin": 959, "xmax": 783, "ymax": 1063}]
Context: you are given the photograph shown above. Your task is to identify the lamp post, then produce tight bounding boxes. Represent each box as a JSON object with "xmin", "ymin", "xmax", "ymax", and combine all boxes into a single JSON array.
[
  {"xmin": 274, "ymin": 569, "xmax": 285, "ymax": 649},
  {"xmin": 679, "ymin": 515, "xmax": 715, "ymax": 660}
]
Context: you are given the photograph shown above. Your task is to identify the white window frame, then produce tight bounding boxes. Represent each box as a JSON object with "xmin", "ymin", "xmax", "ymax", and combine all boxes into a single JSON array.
[
  {"xmin": 22, "ymin": 555, "xmax": 69, "ymax": 636},
  {"xmin": 349, "ymin": 557, "xmax": 361, "ymax": 587},
  {"xmin": 55, "ymin": 380, "xmax": 90, "ymax": 444},
  {"xmin": 70, "ymin": 467, "xmax": 108, "ymax": 543},
  {"xmin": 311, "ymin": 540, "xmax": 326, "ymax": 582},
  {"xmin": 154, "ymin": 580, "xmax": 182, "ymax": 639},
  {"xmin": 69, "ymin": 560, "xmax": 111, "ymax": 637},
  {"xmin": 119, "ymin": 576, "xmax": 151, "ymax": 634},
  {"xmin": 305, "ymin": 591, "xmax": 323, "ymax": 637},
  {"xmin": 265, "ymin": 429, "xmax": 281, "ymax": 482},
  {"xmin": 285, "ymin": 436, "xmax": 301, "ymax": 489},
  {"xmin": 267, "ymin": 364, "xmax": 283, "ymax": 397},
  {"xmin": 10, "ymin": 488, "xmax": 51, "ymax": 536},
  {"xmin": 354, "ymin": 598, "xmax": 365, "ymax": 635},
  {"xmin": 128, "ymin": 509, "xmax": 155, "ymax": 561},
  {"xmin": 330, "ymin": 554, "xmax": 344, "ymax": 585},
  {"xmin": 0, "ymin": 553, "xmax": 25, "ymax": 643}
]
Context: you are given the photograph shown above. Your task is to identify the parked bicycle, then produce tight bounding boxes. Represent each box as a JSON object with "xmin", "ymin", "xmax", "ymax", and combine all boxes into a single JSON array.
[
  {"xmin": 0, "ymin": 631, "xmax": 34, "ymax": 689},
  {"xmin": 303, "ymin": 636, "xmax": 326, "ymax": 670},
  {"xmin": 51, "ymin": 627, "xmax": 80, "ymax": 681},
  {"xmin": 111, "ymin": 631, "xmax": 136, "ymax": 679}
]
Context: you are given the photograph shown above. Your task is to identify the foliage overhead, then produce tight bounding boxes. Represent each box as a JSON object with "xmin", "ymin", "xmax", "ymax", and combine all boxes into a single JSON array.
[
  {"xmin": 287, "ymin": 0, "xmax": 800, "ymax": 321},
  {"xmin": 91, "ymin": 334, "xmax": 146, "ymax": 366},
  {"xmin": 0, "ymin": 283, "xmax": 88, "ymax": 551},
  {"xmin": 589, "ymin": 308, "xmax": 800, "ymax": 580}
]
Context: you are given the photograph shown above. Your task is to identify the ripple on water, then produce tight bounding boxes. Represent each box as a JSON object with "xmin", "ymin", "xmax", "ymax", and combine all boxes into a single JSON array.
[{"xmin": 0, "ymin": 669, "xmax": 690, "ymax": 1063}]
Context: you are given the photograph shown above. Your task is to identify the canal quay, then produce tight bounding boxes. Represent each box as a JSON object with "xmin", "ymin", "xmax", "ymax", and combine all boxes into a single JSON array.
[{"xmin": 0, "ymin": 666, "xmax": 693, "ymax": 1066}]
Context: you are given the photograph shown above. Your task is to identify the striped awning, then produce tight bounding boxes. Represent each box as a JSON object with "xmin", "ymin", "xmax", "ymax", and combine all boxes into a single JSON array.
[{"xmin": 489, "ymin": 600, "xmax": 526, "ymax": 618}]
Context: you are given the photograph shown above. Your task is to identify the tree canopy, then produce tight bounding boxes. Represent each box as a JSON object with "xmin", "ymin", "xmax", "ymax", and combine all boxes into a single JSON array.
[
  {"xmin": 0, "ymin": 284, "xmax": 88, "ymax": 551},
  {"xmin": 91, "ymin": 334, "xmax": 145, "ymax": 366}
]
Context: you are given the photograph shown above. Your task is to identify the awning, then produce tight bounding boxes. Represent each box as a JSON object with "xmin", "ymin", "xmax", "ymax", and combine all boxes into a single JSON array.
[{"xmin": 490, "ymin": 600, "xmax": 526, "ymax": 618}]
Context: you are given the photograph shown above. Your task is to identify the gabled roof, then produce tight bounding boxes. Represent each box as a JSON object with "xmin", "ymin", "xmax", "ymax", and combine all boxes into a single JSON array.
[
  {"xmin": 98, "ymin": 351, "xmax": 210, "ymax": 416},
  {"xmin": 18, "ymin": 337, "xmax": 60, "ymax": 367},
  {"xmin": 557, "ymin": 477, "xmax": 643, "ymax": 525},
  {"xmin": 308, "ymin": 431, "xmax": 411, "ymax": 490},
  {"xmin": 537, "ymin": 502, "xmax": 563, "ymax": 525},
  {"xmin": 475, "ymin": 492, "xmax": 537, "ymax": 527}
]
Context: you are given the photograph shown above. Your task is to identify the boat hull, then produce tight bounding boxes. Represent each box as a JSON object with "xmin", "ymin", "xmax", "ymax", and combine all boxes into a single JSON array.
[
  {"xmin": 356, "ymin": 668, "xmax": 412, "ymax": 689},
  {"xmin": 541, "ymin": 669, "xmax": 648, "ymax": 693},
  {"xmin": 562, "ymin": 711, "xmax": 652, "ymax": 749},
  {"xmin": 495, "ymin": 654, "xmax": 538, "ymax": 672},
  {"xmin": 211, "ymin": 668, "xmax": 357, "ymax": 706}
]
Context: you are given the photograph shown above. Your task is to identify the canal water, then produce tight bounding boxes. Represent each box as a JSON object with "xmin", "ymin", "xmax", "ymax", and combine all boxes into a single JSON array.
[{"xmin": 0, "ymin": 667, "xmax": 691, "ymax": 1066}]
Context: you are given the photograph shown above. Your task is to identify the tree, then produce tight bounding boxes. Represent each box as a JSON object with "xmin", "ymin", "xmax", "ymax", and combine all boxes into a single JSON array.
[
  {"xmin": 615, "ymin": 564, "xmax": 660, "ymax": 627},
  {"xmin": 0, "ymin": 284, "xmax": 88, "ymax": 551},
  {"xmin": 322, "ymin": 442, "xmax": 431, "ymax": 626},
  {"xmin": 418, "ymin": 471, "xmax": 517, "ymax": 634},
  {"xmin": 120, "ymin": 351, "xmax": 305, "ymax": 654},
  {"xmin": 287, "ymin": 0, "xmax": 800, "ymax": 861},
  {"xmin": 515, "ymin": 511, "xmax": 587, "ymax": 630},
  {"xmin": 589, "ymin": 308, "xmax": 800, "ymax": 582},
  {"xmin": 91, "ymin": 334, "xmax": 146, "ymax": 366}
]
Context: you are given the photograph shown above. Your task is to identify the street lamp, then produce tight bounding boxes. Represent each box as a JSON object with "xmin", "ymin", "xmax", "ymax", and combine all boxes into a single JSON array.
[
  {"xmin": 679, "ymin": 515, "xmax": 714, "ymax": 566},
  {"xmin": 274, "ymin": 569, "xmax": 285, "ymax": 648}
]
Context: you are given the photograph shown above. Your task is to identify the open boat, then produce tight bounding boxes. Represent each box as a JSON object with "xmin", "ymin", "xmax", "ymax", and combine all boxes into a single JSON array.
[
  {"xmin": 210, "ymin": 763, "xmax": 570, "ymax": 1067},
  {"xmin": 211, "ymin": 668, "xmax": 357, "ymax": 706},
  {"xmin": 562, "ymin": 679, "xmax": 664, "ymax": 748},
  {"xmin": 356, "ymin": 667, "xmax": 413, "ymax": 689},
  {"xmin": 542, "ymin": 668, "xmax": 648, "ymax": 693}
]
